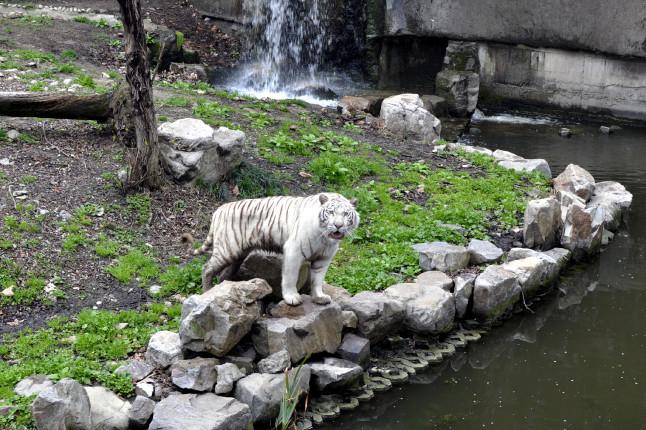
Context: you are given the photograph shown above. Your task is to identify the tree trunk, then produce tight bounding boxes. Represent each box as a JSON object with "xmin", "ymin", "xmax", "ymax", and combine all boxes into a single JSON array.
[
  {"xmin": 0, "ymin": 92, "xmax": 112, "ymax": 121},
  {"xmin": 117, "ymin": 0, "xmax": 164, "ymax": 190}
]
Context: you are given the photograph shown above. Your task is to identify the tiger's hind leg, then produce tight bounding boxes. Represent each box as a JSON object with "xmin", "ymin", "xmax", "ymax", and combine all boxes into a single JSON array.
[{"xmin": 201, "ymin": 248, "xmax": 231, "ymax": 291}]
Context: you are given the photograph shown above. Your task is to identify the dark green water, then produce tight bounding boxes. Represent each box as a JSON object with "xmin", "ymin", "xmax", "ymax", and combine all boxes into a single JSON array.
[{"xmin": 327, "ymin": 114, "xmax": 646, "ymax": 429}]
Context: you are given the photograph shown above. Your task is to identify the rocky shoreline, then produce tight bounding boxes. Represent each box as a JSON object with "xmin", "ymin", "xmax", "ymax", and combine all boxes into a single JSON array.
[{"xmin": 18, "ymin": 143, "xmax": 632, "ymax": 430}]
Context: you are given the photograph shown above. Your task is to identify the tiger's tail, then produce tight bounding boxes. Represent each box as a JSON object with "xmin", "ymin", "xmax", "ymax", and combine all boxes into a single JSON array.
[{"xmin": 191, "ymin": 214, "xmax": 217, "ymax": 256}]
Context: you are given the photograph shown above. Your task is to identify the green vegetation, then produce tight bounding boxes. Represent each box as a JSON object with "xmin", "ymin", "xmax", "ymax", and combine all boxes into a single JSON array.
[
  {"xmin": 19, "ymin": 15, "xmax": 52, "ymax": 26},
  {"xmin": 0, "ymin": 304, "xmax": 181, "ymax": 428},
  {"xmin": 106, "ymin": 248, "xmax": 160, "ymax": 286},
  {"xmin": 126, "ymin": 194, "xmax": 152, "ymax": 225},
  {"xmin": 162, "ymin": 96, "xmax": 192, "ymax": 107},
  {"xmin": 175, "ymin": 31, "xmax": 185, "ymax": 50},
  {"xmin": 73, "ymin": 16, "xmax": 120, "ymax": 29},
  {"xmin": 158, "ymin": 256, "xmax": 206, "ymax": 297},
  {"xmin": 74, "ymin": 73, "xmax": 96, "ymax": 89},
  {"xmin": 60, "ymin": 49, "xmax": 77, "ymax": 60}
]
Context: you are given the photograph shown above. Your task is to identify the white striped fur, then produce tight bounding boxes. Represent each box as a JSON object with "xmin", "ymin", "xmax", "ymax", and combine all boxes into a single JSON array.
[{"xmin": 194, "ymin": 193, "xmax": 359, "ymax": 305}]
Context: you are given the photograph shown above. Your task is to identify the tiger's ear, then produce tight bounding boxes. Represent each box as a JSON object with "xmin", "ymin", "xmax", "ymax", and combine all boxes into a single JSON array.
[
  {"xmin": 350, "ymin": 197, "xmax": 358, "ymax": 207},
  {"xmin": 319, "ymin": 194, "xmax": 329, "ymax": 205}
]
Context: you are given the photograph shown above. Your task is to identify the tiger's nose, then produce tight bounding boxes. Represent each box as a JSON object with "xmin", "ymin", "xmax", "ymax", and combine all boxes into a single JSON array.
[{"xmin": 334, "ymin": 221, "xmax": 344, "ymax": 229}]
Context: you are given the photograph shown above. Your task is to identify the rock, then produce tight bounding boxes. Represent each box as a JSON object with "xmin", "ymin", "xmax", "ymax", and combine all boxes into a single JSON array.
[
  {"xmin": 341, "ymin": 310, "xmax": 358, "ymax": 328},
  {"xmin": 502, "ymin": 257, "xmax": 551, "ymax": 295},
  {"xmin": 414, "ymin": 271, "xmax": 454, "ymax": 291},
  {"xmin": 232, "ymin": 251, "xmax": 310, "ymax": 298},
  {"xmin": 222, "ymin": 355, "xmax": 255, "ymax": 375},
  {"xmin": 31, "ymin": 379, "xmax": 92, "ymax": 430},
  {"xmin": 384, "ymin": 282, "xmax": 428, "ymax": 302},
  {"xmin": 7, "ymin": 129, "xmax": 20, "ymax": 140},
  {"xmin": 340, "ymin": 292, "xmax": 405, "ymax": 342},
  {"xmin": 310, "ymin": 358, "xmax": 363, "ymax": 392},
  {"xmin": 337, "ymin": 334, "xmax": 370, "ymax": 366},
  {"xmin": 214, "ymin": 363, "xmax": 246, "ymax": 394},
  {"xmin": 379, "ymin": 94, "xmax": 441, "ymax": 143},
  {"xmin": 14, "ymin": 375, "xmax": 53, "ymax": 397},
  {"xmin": 553, "ymin": 164, "xmax": 596, "ymax": 202},
  {"xmin": 115, "ymin": 361, "xmax": 154, "ymax": 382},
  {"xmin": 412, "ymin": 242, "xmax": 470, "ymax": 272},
  {"xmin": 339, "ymin": 96, "xmax": 371, "ymax": 115},
  {"xmin": 599, "ymin": 125, "xmax": 612, "ymax": 134},
  {"xmin": 257, "ymin": 350, "xmax": 291, "ymax": 374},
  {"xmin": 171, "ymin": 357, "xmax": 219, "ymax": 392},
  {"xmin": 135, "ymin": 380, "xmax": 155, "ymax": 398},
  {"xmin": 523, "ymin": 197, "xmax": 562, "ymax": 250},
  {"xmin": 384, "ymin": 281, "xmax": 455, "ymax": 334},
  {"xmin": 588, "ymin": 181, "xmax": 633, "ymax": 231},
  {"xmin": 492, "ymin": 149, "xmax": 523, "ymax": 162},
  {"xmin": 468, "ymin": 239, "xmax": 504, "ymax": 264},
  {"xmin": 145, "ymin": 331, "xmax": 182, "ymax": 369},
  {"xmin": 159, "ymin": 119, "xmax": 245, "ymax": 185},
  {"xmin": 454, "ymin": 274, "xmax": 475, "ymax": 318},
  {"xmin": 435, "ymin": 70, "xmax": 479, "ymax": 117},
  {"xmin": 234, "ymin": 368, "xmax": 311, "ymax": 423},
  {"xmin": 498, "ymin": 158, "xmax": 552, "ymax": 178},
  {"xmin": 459, "ymin": 144, "xmax": 493, "ymax": 156},
  {"xmin": 557, "ymin": 189, "xmax": 586, "ymax": 208},
  {"xmin": 128, "ymin": 396, "xmax": 156, "ymax": 429},
  {"xmin": 252, "ymin": 296, "xmax": 344, "ymax": 362},
  {"xmin": 561, "ymin": 204, "xmax": 604, "ymax": 257},
  {"xmin": 559, "ymin": 128, "xmax": 572, "ymax": 137},
  {"xmin": 85, "ymin": 386, "xmax": 131, "ymax": 430},
  {"xmin": 472, "ymin": 265, "xmax": 521, "ymax": 321},
  {"xmin": 323, "ymin": 283, "xmax": 352, "ymax": 303},
  {"xmin": 602, "ymin": 229, "xmax": 615, "ymax": 245},
  {"xmin": 542, "ymin": 248, "xmax": 572, "ymax": 270},
  {"xmin": 420, "ymin": 94, "xmax": 448, "ymax": 117},
  {"xmin": 180, "ymin": 279, "xmax": 272, "ymax": 357},
  {"xmin": 149, "ymin": 393, "xmax": 252, "ymax": 430},
  {"xmin": 169, "ymin": 62, "xmax": 207, "ymax": 81}
]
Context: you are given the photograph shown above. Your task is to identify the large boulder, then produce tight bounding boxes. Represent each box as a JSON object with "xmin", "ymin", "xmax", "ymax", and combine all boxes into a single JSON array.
[
  {"xmin": 492, "ymin": 149, "xmax": 523, "ymax": 162},
  {"xmin": 472, "ymin": 266, "xmax": 521, "ymax": 321},
  {"xmin": 553, "ymin": 164, "xmax": 596, "ymax": 202},
  {"xmin": 337, "ymin": 333, "xmax": 370, "ymax": 366},
  {"xmin": 587, "ymin": 181, "xmax": 633, "ymax": 231},
  {"xmin": 414, "ymin": 271, "xmax": 454, "ymax": 291},
  {"xmin": 340, "ymin": 292, "xmax": 405, "ymax": 342},
  {"xmin": 31, "ymin": 379, "xmax": 92, "ymax": 430},
  {"xmin": 85, "ymin": 386, "xmax": 132, "ymax": 430},
  {"xmin": 149, "ymin": 393, "xmax": 252, "ymax": 430},
  {"xmin": 454, "ymin": 273, "xmax": 476, "ymax": 319},
  {"xmin": 128, "ymin": 396, "xmax": 156, "ymax": 429},
  {"xmin": 234, "ymin": 368, "xmax": 311, "ymax": 423},
  {"xmin": 14, "ymin": 375, "xmax": 53, "ymax": 397},
  {"xmin": 252, "ymin": 296, "xmax": 344, "ymax": 362},
  {"xmin": 310, "ymin": 358, "xmax": 363, "ymax": 392},
  {"xmin": 380, "ymin": 94, "xmax": 441, "ymax": 143},
  {"xmin": 385, "ymin": 282, "xmax": 455, "ymax": 334},
  {"xmin": 412, "ymin": 242, "xmax": 470, "ymax": 272},
  {"xmin": 498, "ymin": 158, "xmax": 552, "ymax": 178},
  {"xmin": 180, "ymin": 279, "xmax": 272, "ymax": 357},
  {"xmin": 170, "ymin": 357, "xmax": 219, "ymax": 392},
  {"xmin": 502, "ymin": 257, "xmax": 552, "ymax": 296},
  {"xmin": 115, "ymin": 361, "xmax": 154, "ymax": 383},
  {"xmin": 231, "ymin": 251, "xmax": 310, "ymax": 298},
  {"xmin": 523, "ymin": 197, "xmax": 562, "ymax": 250},
  {"xmin": 560, "ymin": 204, "xmax": 604, "ymax": 257},
  {"xmin": 468, "ymin": 239, "xmax": 503, "ymax": 264},
  {"xmin": 257, "ymin": 350, "xmax": 291, "ymax": 374},
  {"xmin": 435, "ymin": 71, "xmax": 479, "ymax": 117},
  {"xmin": 145, "ymin": 331, "xmax": 182, "ymax": 369},
  {"xmin": 158, "ymin": 119, "xmax": 245, "ymax": 185},
  {"xmin": 507, "ymin": 247, "xmax": 570, "ymax": 285}
]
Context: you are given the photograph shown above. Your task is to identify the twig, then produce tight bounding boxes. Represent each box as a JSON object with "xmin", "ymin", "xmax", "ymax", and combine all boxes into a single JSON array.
[
  {"xmin": 7, "ymin": 185, "xmax": 17, "ymax": 210},
  {"xmin": 517, "ymin": 285, "xmax": 535, "ymax": 314}
]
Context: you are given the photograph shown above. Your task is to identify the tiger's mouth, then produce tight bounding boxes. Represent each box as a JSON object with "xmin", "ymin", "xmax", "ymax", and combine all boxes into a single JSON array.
[{"xmin": 329, "ymin": 231, "xmax": 345, "ymax": 240}]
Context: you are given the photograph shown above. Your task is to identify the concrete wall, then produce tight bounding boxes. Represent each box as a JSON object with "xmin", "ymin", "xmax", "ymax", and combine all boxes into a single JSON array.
[
  {"xmin": 369, "ymin": 0, "xmax": 646, "ymax": 59},
  {"xmin": 478, "ymin": 43, "xmax": 646, "ymax": 120},
  {"xmin": 191, "ymin": 0, "xmax": 245, "ymax": 23}
]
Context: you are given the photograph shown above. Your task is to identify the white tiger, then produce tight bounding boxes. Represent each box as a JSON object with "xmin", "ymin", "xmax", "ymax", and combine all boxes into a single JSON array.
[{"xmin": 192, "ymin": 193, "xmax": 359, "ymax": 306}]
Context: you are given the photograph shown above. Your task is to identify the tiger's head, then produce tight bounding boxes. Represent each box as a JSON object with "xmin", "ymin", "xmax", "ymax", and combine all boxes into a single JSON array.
[{"xmin": 318, "ymin": 193, "xmax": 359, "ymax": 241}]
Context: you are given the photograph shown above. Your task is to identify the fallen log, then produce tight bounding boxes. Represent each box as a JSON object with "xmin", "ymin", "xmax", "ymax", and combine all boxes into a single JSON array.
[{"xmin": 0, "ymin": 91, "xmax": 113, "ymax": 121}]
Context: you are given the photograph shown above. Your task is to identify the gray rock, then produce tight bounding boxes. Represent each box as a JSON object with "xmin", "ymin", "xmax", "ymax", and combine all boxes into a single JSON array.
[
  {"xmin": 341, "ymin": 310, "xmax": 358, "ymax": 328},
  {"xmin": 149, "ymin": 393, "xmax": 252, "ymax": 430},
  {"xmin": 234, "ymin": 368, "xmax": 311, "ymax": 423},
  {"xmin": 171, "ymin": 357, "xmax": 218, "ymax": 392},
  {"xmin": 559, "ymin": 128, "xmax": 572, "ymax": 137},
  {"xmin": 414, "ymin": 271, "xmax": 454, "ymax": 291},
  {"xmin": 459, "ymin": 144, "xmax": 494, "ymax": 156},
  {"xmin": 310, "ymin": 358, "xmax": 363, "ymax": 392},
  {"xmin": 232, "ymin": 251, "xmax": 310, "ymax": 298},
  {"xmin": 323, "ymin": 283, "xmax": 352, "ymax": 303},
  {"xmin": 14, "ymin": 375, "xmax": 53, "ymax": 397},
  {"xmin": 412, "ymin": 242, "xmax": 470, "ymax": 272},
  {"xmin": 128, "ymin": 396, "xmax": 156, "ymax": 429},
  {"xmin": 498, "ymin": 158, "xmax": 552, "ymax": 178},
  {"xmin": 339, "ymin": 95, "xmax": 371, "ymax": 115},
  {"xmin": 31, "ymin": 379, "xmax": 92, "ymax": 430},
  {"xmin": 115, "ymin": 361, "xmax": 154, "ymax": 382},
  {"xmin": 542, "ymin": 248, "xmax": 572, "ymax": 270},
  {"xmin": 472, "ymin": 265, "xmax": 521, "ymax": 321},
  {"xmin": 384, "ymin": 282, "xmax": 427, "ymax": 302},
  {"xmin": 588, "ymin": 181, "xmax": 633, "ymax": 231},
  {"xmin": 145, "ymin": 331, "xmax": 182, "ymax": 369},
  {"xmin": 502, "ymin": 257, "xmax": 552, "ymax": 295},
  {"xmin": 561, "ymin": 204, "xmax": 604, "ymax": 257},
  {"xmin": 523, "ymin": 197, "xmax": 562, "ymax": 250},
  {"xmin": 337, "ymin": 334, "xmax": 370, "ymax": 366},
  {"xmin": 380, "ymin": 94, "xmax": 441, "ymax": 143},
  {"xmin": 557, "ymin": 189, "xmax": 586, "ymax": 208},
  {"xmin": 252, "ymin": 296, "xmax": 344, "ymax": 362},
  {"xmin": 468, "ymin": 239, "xmax": 504, "ymax": 264},
  {"xmin": 214, "ymin": 363, "xmax": 246, "ymax": 395},
  {"xmin": 257, "ymin": 350, "xmax": 291, "ymax": 374},
  {"xmin": 553, "ymin": 164, "xmax": 596, "ymax": 202},
  {"xmin": 454, "ymin": 274, "xmax": 475, "ymax": 319},
  {"xmin": 420, "ymin": 94, "xmax": 448, "ymax": 117},
  {"xmin": 180, "ymin": 279, "xmax": 272, "ymax": 357},
  {"xmin": 222, "ymin": 355, "xmax": 255, "ymax": 375},
  {"xmin": 159, "ymin": 119, "xmax": 245, "ymax": 185},
  {"xmin": 599, "ymin": 125, "xmax": 611, "ymax": 134},
  {"xmin": 384, "ymin": 281, "xmax": 455, "ymax": 334},
  {"xmin": 135, "ymin": 380, "xmax": 155, "ymax": 398},
  {"xmin": 340, "ymin": 292, "xmax": 405, "ymax": 342},
  {"xmin": 492, "ymin": 149, "xmax": 523, "ymax": 162},
  {"xmin": 435, "ymin": 70, "xmax": 480, "ymax": 117},
  {"xmin": 85, "ymin": 386, "xmax": 131, "ymax": 430}
]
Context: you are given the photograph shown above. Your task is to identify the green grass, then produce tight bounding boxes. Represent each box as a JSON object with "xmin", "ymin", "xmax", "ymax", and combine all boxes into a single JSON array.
[
  {"xmin": 192, "ymin": 100, "xmax": 232, "ymax": 120},
  {"xmin": 158, "ymin": 256, "xmax": 206, "ymax": 297},
  {"xmin": 309, "ymin": 150, "xmax": 388, "ymax": 186},
  {"xmin": 73, "ymin": 74, "xmax": 96, "ymax": 89},
  {"xmin": 106, "ymin": 248, "xmax": 160, "ymax": 286},
  {"xmin": 162, "ymin": 96, "xmax": 192, "ymax": 107},
  {"xmin": 60, "ymin": 49, "xmax": 77, "ymax": 60},
  {"xmin": 19, "ymin": 175, "xmax": 37, "ymax": 185},
  {"xmin": 94, "ymin": 234, "xmax": 121, "ymax": 258},
  {"xmin": 126, "ymin": 194, "xmax": 152, "ymax": 225},
  {"xmin": 0, "ymin": 304, "xmax": 181, "ymax": 428},
  {"xmin": 19, "ymin": 15, "xmax": 52, "ymax": 26}
]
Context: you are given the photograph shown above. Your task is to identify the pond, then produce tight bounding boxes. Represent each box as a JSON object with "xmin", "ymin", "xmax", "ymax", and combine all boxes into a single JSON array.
[{"xmin": 325, "ymin": 111, "xmax": 646, "ymax": 429}]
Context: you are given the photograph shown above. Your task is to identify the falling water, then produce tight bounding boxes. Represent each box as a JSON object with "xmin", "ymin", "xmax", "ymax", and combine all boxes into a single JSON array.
[{"xmin": 229, "ymin": 0, "xmax": 337, "ymax": 104}]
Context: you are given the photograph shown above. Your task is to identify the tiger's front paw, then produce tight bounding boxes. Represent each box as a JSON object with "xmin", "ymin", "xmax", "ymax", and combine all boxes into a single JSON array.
[
  {"xmin": 312, "ymin": 293, "xmax": 332, "ymax": 305},
  {"xmin": 283, "ymin": 292, "xmax": 303, "ymax": 306}
]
